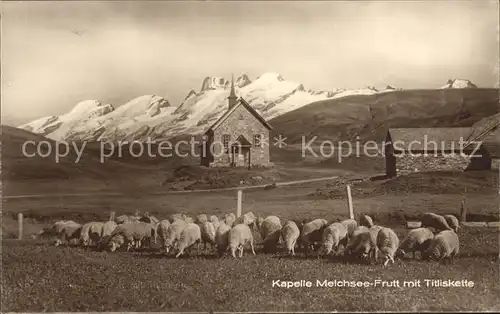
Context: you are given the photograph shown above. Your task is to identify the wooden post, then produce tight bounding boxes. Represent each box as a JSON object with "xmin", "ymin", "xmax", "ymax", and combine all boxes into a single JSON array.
[
  {"xmin": 237, "ymin": 190, "xmax": 243, "ymax": 218},
  {"xmin": 460, "ymin": 199, "xmax": 467, "ymax": 222},
  {"xmin": 18, "ymin": 213, "xmax": 23, "ymax": 240},
  {"xmin": 109, "ymin": 211, "xmax": 116, "ymax": 222},
  {"xmin": 346, "ymin": 184, "xmax": 354, "ymax": 220}
]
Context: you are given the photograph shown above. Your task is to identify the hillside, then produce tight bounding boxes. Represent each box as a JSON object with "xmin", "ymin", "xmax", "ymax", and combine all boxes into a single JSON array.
[{"xmin": 270, "ymin": 88, "xmax": 499, "ymax": 143}]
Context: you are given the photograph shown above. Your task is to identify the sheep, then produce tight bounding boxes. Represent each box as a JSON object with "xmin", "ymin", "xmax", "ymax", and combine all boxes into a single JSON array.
[
  {"xmin": 320, "ymin": 222, "xmax": 348, "ymax": 256},
  {"xmin": 40, "ymin": 220, "xmax": 78, "ymax": 243},
  {"xmin": 80, "ymin": 222, "xmax": 105, "ymax": 247},
  {"xmin": 54, "ymin": 223, "xmax": 82, "ymax": 246},
  {"xmin": 155, "ymin": 220, "xmax": 171, "ymax": 251},
  {"xmin": 196, "ymin": 214, "xmax": 208, "ymax": 224},
  {"xmin": 106, "ymin": 221, "xmax": 156, "ymax": 252},
  {"xmin": 340, "ymin": 219, "xmax": 358, "ymax": 239},
  {"xmin": 97, "ymin": 221, "xmax": 118, "ymax": 249},
  {"xmin": 397, "ymin": 227, "xmax": 434, "ymax": 259},
  {"xmin": 215, "ymin": 222, "xmax": 232, "ymax": 257},
  {"xmin": 116, "ymin": 215, "xmax": 140, "ymax": 225},
  {"xmin": 200, "ymin": 221, "xmax": 217, "ymax": 250},
  {"xmin": 376, "ymin": 227, "xmax": 400, "ymax": 266},
  {"xmin": 234, "ymin": 212, "xmax": 257, "ymax": 229},
  {"xmin": 257, "ymin": 216, "xmax": 282, "ymax": 253},
  {"xmin": 422, "ymin": 230, "xmax": 460, "ymax": 264},
  {"xmin": 281, "ymin": 220, "xmax": 300, "ymax": 256},
  {"xmin": 164, "ymin": 219, "xmax": 187, "ymax": 253},
  {"xmin": 420, "ymin": 212, "xmax": 453, "ymax": 232},
  {"xmin": 444, "ymin": 214, "xmax": 460, "ymax": 233},
  {"xmin": 170, "ymin": 213, "xmax": 186, "ymax": 222},
  {"xmin": 359, "ymin": 214, "xmax": 374, "ymax": 228},
  {"xmin": 224, "ymin": 213, "xmax": 236, "ymax": 227},
  {"xmin": 228, "ymin": 223, "xmax": 256, "ymax": 258},
  {"xmin": 175, "ymin": 223, "xmax": 202, "ymax": 258},
  {"xmin": 209, "ymin": 215, "xmax": 220, "ymax": 229},
  {"xmin": 184, "ymin": 216, "xmax": 195, "ymax": 224},
  {"xmin": 345, "ymin": 226, "xmax": 373, "ymax": 258},
  {"xmin": 300, "ymin": 219, "xmax": 328, "ymax": 256}
]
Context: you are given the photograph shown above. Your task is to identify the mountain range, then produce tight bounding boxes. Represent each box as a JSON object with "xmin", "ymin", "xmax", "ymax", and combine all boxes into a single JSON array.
[{"xmin": 19, "ymin": 73, "xmax": 481, "ymax": 142}]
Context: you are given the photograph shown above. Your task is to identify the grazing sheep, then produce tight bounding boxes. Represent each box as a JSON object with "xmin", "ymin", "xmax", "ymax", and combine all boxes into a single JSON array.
[
  {"xmin": 340, "ymin": 219, "xmax": 358, "ymax": 239},
  {"xmin": 209, "ymin": 215, "xmax": 220, "ymax": 229},
  {"xmin": 257, "ymin": 216, "xmax": 282, "ymax": 253},
  {"xmin": 116, "ymin": 215, "xmax": 140, "ymax": 225},
  {"xmin": 420, "ymin": 212, "xmax": 453, "ymax": 232},
  {"xmin": 196, "ymin": 214, "xmax": 208, "ymax": 224},
  {"xmin": 320, "ymin": 222, "xmax": 348, "ymax": 256},
  {"xmin": 40, "ymin": 220, "xmax": 78, "ymax": 243},
  {"xmin": 200, "ymin": 221, "xmax": 217, "ymax": 250},
  {"xmin": 215, "ymin": 222, "xmax": 232, "ymax": 257},
  {"xmin": 281, "ymin": 220, "xmax": 300, "ymax": 256},
  {"xmin": 224, "ymin": 213, "xmax": 236, "ymax": 227},
  {"xmin": 397, "ymin": 227, "xmax": 434, "ymax": 259},
  {"xmin": 422, "ymin": 230, "xmax": 460, "ymax": 263},
  {"xmin": 359, "ymin": 214, "xmax": 374, "ymax": 228},
  {"xmin": 80, "ymin": 222, "xmax": 105, "ymax": 247},
  {"xmin": 234, "ymin": 212, "xmax": 257, "ymax": 229},
  {"xmin": 155, "ymin": 220, "xmax": 171, "ymax": 250},
  {"xmin": 369, "ymin": 225, "xmax": 383, "ymax": 243},
  {"xmin": 54, "ymin": 223, "xmax": 82, "ymax": 246},
  {"xmin": 300, "ymin": 219, "xmax": 329, "ymax": 256},
  {"xmin": 164, "ymin": 219, "xmax": 187, "ymax": 253},
  {"xmin": 106, "ymin": 221, "xmax": 156, "ymax": 252},
  {"xmin": 376, "ymin": 227, "xmax": 400, "ymax": 266},
  {"xmin": 175, "ymin": 223, "xmax": 202, "ymax": 258},
  {"xmin": 345, "ymin": 226, "xmax": 376, "ymax": 258},
  {"xmin": 444, "ymin": 215, "xmax": 460, "ymax": 233},
  {"xmin": 228, "ymin": 223, "xmax": 256, "ymax": 258},
  {"xmin": 97, "ymin": 221, "xmax": 118, "ymax": 249}
]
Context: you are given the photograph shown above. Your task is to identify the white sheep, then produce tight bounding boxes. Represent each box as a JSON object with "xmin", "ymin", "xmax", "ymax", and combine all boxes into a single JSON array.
[
  {"xmin": 300, "ymin": 219, "xmax": 328, "ymax": 256},
  {"xmin": 200, "ymin": 221, "xmax": 217, "ymax": 250},
  {"xmin": 164, "ymin": 219, "xmax": 187, "ymax": 253},
  {"xmin": 376, "ymin": 227, "xmax": 400, "ymax": 266},
  {"xmin": 80, "ymin": 222, "xmax": 105, "ymax": 247},
  {"xmin": 209, "ymin": 215, "xmax": 220, "ymax": 229},
  {"xmin": 257, "ymin": 216, "xmax": 282, "ymax": 253},
  {"xmin": 345, "ymin": 226, "xmax": 374, "ymax": 259},
  {"xmin": 340, "ymin": 219, "xmax": 358, "ymax": 239},
  {"xmin": 281, "ymin": 220, "xmax": 300, "ymax": 256},
  {"xmin": 228, "ymin": 223, "xmax": 256, "ymax": 258},
  {"xmin": 224, "ymin": 213, "xmax": 236, "ymax": 227},
  {"xmin": 155, "ymin": 220, "xmax": 171, "ymax": 251},
  {"xmin": 359, "ymin": 214, "xmax": 374, "ymax": 228},
  {"xmin": 215, "ymin": 222, "xmax": 232, "ymax": 257},
  {"xmin": 320, "ymin": 222, "xmax": 348, "ymax": 256},
  {"xmin": 54, "ymin": 223, "xmax": 82, "ymax": 246},
  {"xmin": 234, "ymin": 212, "xmax": 257, "ymax": 229},
  {"xmin": 175, "ymin": 223, "xmax": 202, "ymax": 258},
  {"xmin": 397, "ymin": 227, "xmax": 434, "ymax": 259},
  {"xmin": 422, "ymin": 230, "xmax": 460, "ymax": 263},
  {"xmin": 196, "ymin": 214, "xmax": 208, "ymax": 224},
  {"xmin": 97, "ymin": 221, "xmax": 118, "ymax": 249},
  {"xmin": 443, "ymin": 214, "xmax": 460, "ymax": 233},
  {"xmin": 106, "ymin": 221, "xmax": 156, "ymax": 252},
  {"xmin": 420, "ymin": 212, "xmax": 453, "ymax": 232}
]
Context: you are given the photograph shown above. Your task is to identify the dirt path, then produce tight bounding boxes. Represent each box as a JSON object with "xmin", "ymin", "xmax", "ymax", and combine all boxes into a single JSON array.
[{"xmin": 2, "ymin": 176, "xmax": 338, "ymax": 199}]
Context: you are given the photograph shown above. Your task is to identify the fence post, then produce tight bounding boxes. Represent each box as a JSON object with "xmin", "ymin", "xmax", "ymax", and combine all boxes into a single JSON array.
[
  {"xmin": 346, "ymin": 184, "xmax": 354, "ymax": 220},
  {"xmin": 237, "ymin": 190, "xmax": 243, "ymax": 218},
  {"xmin": 109, "ymin": 211, "xmax": 116, "ymax": 222},
  {"xmin": 460, "ymin": 199, "xmax": 467, "ymax": 222},
  {"xmin": 18, "ymin": 213, "xmax": 23, "ymax": 240}
]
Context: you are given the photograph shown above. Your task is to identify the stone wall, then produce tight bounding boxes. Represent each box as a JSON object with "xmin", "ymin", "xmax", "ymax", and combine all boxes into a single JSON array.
[
  {"xmin": 394, "ymin": 154, "xmax": 471, "ymax": 175},
  {"xmin": 209, "ymin": 104, "xmax": 270, "ymax": 167}
]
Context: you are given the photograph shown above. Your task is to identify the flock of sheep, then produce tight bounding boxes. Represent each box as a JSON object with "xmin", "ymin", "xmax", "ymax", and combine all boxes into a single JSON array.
[{"xmin": 40, "ymin": 211, "xmax": 461, "ymax": 265}]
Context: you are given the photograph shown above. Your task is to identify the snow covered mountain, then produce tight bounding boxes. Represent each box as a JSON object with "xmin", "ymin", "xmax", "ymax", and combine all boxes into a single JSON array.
[
  {"xmin": 19, "ymin": 72, "xmax": 398, "ymax": 142},
  {"xmin": 440, "ymin": 79, "xmax": 478, "ymax": 89}
]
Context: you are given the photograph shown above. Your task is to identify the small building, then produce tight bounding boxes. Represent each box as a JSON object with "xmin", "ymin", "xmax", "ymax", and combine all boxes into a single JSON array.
[
  {"xmin": 200, "ymin": 77, "xmax": 272, "ymax": 168},
  {"xmin": 384, "ymin": 125, "xmax": 499, "ymax": 177}
]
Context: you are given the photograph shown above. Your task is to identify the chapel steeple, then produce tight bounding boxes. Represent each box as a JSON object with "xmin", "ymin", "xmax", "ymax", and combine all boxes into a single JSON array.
[{"xmin": 228, "ymin": 74, "xmax": 238, "ymax": 110}]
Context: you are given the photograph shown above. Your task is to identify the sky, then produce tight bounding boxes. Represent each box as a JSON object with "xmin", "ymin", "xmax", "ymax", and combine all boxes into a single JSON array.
[{"xmin": 1, "ymin": 1, "xmax": 499, "ymax": 125}]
